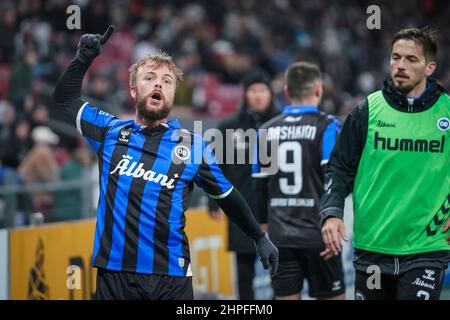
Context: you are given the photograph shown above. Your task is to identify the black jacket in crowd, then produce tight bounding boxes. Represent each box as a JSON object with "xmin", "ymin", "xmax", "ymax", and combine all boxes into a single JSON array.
[{"xmin": 209, "ymin": 103, "xmax": 280, "ymax": 253}]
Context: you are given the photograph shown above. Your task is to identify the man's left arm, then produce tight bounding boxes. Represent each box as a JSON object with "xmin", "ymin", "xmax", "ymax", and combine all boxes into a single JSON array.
[{"xmin": 194, "ymin": 140, "xmax": 279, "ymax": 275}]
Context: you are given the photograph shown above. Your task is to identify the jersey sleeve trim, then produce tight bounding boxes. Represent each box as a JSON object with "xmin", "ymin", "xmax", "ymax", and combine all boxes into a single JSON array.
[
  {"xmin": 252, "ymin": 172, "xmax": 270, "ymax": 178},
  {"xmin": 76, "ymin": 101, "xmax": 90, "ymax": 135},
  {"xmin": 207, "ymin": 186, "xmax": 234, "ymax": 199}
]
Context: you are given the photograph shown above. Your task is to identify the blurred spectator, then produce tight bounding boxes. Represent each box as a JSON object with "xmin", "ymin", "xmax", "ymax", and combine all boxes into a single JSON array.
[
  {"xmin": 53, "ymin": 146, "xmax": 94, "ymax": 222},
  {"xmin": 8, "ymin": 41, "xmax": 39, "ymax": 106},
  {"xmin": 208, "ymin": 69, "xmax": 280, "ymax": 299},
  {"xmin": 1, "ymin": 0, "xmax": 449, "ymax": 120},
  {"xmin": 30, "ymin": 102, "xmax": 50, "ymax": 129},
  {"xmin": 0, "ymin": 99, "xmax": 16, "ymax": 139},
  {"xmin": 85, "ymin": 69, "xmax": 122, "ymax": 115},
  {"xmin": 0, "ymin": 119, "xmax": 32, "ymax": 169},
  {"xmin": 0, "ymin": 0, "xmax": 448, "ymax": 228},
  {"xmin": 18, "ymin": 126, "xmax": 60, "ymax": 221}
]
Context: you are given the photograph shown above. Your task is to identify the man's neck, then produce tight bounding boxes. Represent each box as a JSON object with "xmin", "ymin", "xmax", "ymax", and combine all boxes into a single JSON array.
[
  {"xmin": 289, "ymin": 98, "xmax": 318, "ymax": 107},
  {"xmin": 139, "ymin": 118, "xmax": 168, "ymax": 130},
  {"xmin": 404, "ymin": 79, "xmax": 428, "ymax": 98}
]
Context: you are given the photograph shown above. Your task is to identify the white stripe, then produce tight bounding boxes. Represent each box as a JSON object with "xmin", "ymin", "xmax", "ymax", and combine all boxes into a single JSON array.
[
  {"xmin": 207, "ymin": 186, "xmax": 233, "ymax": 199},
  {"xmin": 76, "ymin": 102, "xmax": 89, "ymax": 135},
  {"xmin": 395, "ymin": 257, "xmax": 400, "ymax": 275},
  {"xmin": 321, "ymin": 159, "xmax": 329, "ymax": 166},
  {"xmin": 251, "ymin": 172, "xmax": 270, "ymax": 178},
  {"xmin": 320, "ymin": 207, "xmax": 342, "ymax": 213}
]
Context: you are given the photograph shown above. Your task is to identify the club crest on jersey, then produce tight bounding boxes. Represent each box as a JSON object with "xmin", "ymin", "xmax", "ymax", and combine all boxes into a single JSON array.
[
  {"xmin": 437, "ymin": 117, "xmax": 449, "ymax": 131},
  {"xmin": 174, "ymin": 145, "xmax": 190, "ymax": 161},
  {"xmin": 118, "ymin": 128, "xmax": 132, "ymax": 143},
  {"xmin": 110, "ymin": 155, "xmax": 176, "ymax": 189}
]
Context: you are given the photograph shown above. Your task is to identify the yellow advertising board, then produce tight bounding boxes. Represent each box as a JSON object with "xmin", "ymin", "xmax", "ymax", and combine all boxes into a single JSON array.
[
  {"xmin": 9, "ymin": 209, "xmax": 235, "ymax": 299},
  {"xmin": 185, "ymin": 209, "xmax": 235, "ymax": 298},
  {"xmin": 9, "ymin": 219, "xmax": 97, "ymax": 300}
]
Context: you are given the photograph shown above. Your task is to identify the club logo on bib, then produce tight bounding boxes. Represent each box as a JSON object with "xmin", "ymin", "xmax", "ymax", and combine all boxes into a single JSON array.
[
  {"xmin": 437, "ymin": 117, "xmax": 449, "ymax": 131},
  {"xmin": 174, "ymin": 145, "xmax": 190, "ymax": 161}
]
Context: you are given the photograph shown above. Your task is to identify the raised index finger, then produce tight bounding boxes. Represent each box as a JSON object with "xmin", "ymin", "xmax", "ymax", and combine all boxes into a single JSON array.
[{"xmin": 100, "ymin": 25, "xmax": 116, "ymax": 44}]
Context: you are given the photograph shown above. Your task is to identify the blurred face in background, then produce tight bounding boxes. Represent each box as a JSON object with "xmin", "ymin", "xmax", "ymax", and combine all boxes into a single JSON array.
[
  {"xmin": 246, "ymin": 83, "xmax": 272, "ymax": 113},
  {"xmin": 32, "ymin": 105, "xmax": 49, "ymax": 125},
  {"xmin": 16, "ymin": 121, "xmax": 30, "ymax": 141},
  {"xmin": 390, "ymin": 39, "xmax": 436, "ymax": 95},
  {"xmin": 92, "ymin": 76, "xmax": 111, "ymax": 97},
  {"xmin": 130, "ymin": 62, "xmax": 176, "ymax": 122}
]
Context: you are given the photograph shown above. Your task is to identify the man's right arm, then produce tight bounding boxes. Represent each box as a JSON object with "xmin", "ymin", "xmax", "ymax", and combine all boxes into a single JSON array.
[
  {"xmin": 319, "ymin": 98, "xmax": 368, "ymax": 258},
  {"xmin": 52, "ymin": 58, "xmax": 90, "ymax": 123},
  {"xmin": 319, "ymin": 98, "xmax": 369, "ymax": 223},
  {"xmin": 52, "ymin": 26, "xmax": 116, "ymax": 125},
  {"xmin": 52, "ymin": 27, "xmax": 118, "ymax": 151}
]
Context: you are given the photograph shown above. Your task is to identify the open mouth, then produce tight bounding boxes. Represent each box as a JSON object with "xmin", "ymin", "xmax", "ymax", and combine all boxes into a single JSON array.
[
  {"xmin": 152, "ymin": 92, "xmax": 162, "ymax": 100},
  {"xmin": 149, "ymin": 91, "xmax": 163, "ymax": 104}
]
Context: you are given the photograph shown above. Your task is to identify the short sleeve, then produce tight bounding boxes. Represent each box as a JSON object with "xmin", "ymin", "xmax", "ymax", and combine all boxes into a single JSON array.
[
  {"xmin": 76, "ymin": 102, "xmax": 120, "ymax": 152},
  {"xmin": 194, "ymin": 140, "xmax": 233, "ymax": 199},
  {"xmin": 321, "ymin": 118, "xmax": 341, "ymax": 166},
  {"xmin": 251, "ymin": 129, "xmax": 271, "ymax": 178}
]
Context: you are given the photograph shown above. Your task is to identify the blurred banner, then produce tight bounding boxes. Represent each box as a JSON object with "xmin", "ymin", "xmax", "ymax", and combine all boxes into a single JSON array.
[
  {"xmin": 185, "ymin": 209, "xmax": 235, "ymax": 299},
  {"xmin": 9, "ymin": 220, "xmax": 96, "ymax": 300},
  {"xmin": 6, "ymin": 208, "xmax": 449, "ymax": 300},
  {"xmin": 8, "ymin": 209, "xmax": 235, "ymax": 300},
  {"xmin": 0, "ymin": 229, "xmax": 8, "ymax": 300}
]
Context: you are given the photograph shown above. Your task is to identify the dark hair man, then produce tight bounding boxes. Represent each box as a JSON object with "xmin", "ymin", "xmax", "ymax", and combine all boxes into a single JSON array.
[
  {"xmin": 320, "ymin": 28, "xmax": 450, "ymax": 300},
  {"xmin": 253, "ymin": 62, "xmax": 345, "ymax": 300}
]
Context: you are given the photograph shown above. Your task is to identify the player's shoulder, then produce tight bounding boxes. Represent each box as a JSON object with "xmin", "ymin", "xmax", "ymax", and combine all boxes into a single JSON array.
[
  {"xmin": 82, "ymin": 101, "xmax": 133, "ymax": 129},
  {"xmin": 259, "ymin": 113, "xmax": 288, "ymax": 130},
  {"xmin": 166, "ymin": 121, "xmax": 207, "ymax": 150},
  {"xmin": 318, "ymin": 111, "xmax": 342, "ymax": 127}
]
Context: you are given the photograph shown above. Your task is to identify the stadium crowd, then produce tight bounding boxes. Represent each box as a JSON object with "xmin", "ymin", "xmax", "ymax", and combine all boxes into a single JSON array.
[{"xmin": 0, "ymin": 0, "xmax": 449, "ymax": 225}]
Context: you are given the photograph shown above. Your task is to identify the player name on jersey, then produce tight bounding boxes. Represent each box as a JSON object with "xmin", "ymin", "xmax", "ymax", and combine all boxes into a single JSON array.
[
  {"xmin": 270, "ymin": 197, "xmax": 315, "ymax": 207},
  {"xmin": 267, "ymin": 125, "xmax": 317, "ymax": 141}
]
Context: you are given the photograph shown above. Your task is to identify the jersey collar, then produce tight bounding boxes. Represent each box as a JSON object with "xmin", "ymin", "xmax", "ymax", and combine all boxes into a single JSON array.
[
  {"xmin": 137, "ymin": 119, "xmax": 181, "ymax": 132},
  {"xmin": 166, "ymin": 119, "xmax": 181, "ymax": 129},
  {"xmin": 282, "ymin": 105, "xmax": 320, "ymax": 115}
]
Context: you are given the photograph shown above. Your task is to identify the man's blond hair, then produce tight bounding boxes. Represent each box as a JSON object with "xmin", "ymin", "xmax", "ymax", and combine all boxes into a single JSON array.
[{"xmin": 128, "ymin": 51, "xmax": 184, "ymax": 87}]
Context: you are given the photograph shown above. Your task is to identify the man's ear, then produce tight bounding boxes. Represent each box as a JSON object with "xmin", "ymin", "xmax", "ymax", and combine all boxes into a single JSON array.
[
  {"xmin": 130, "ymin": 85, "xmax": 136, "ymax": 100},
  {"xmin": 315, "ymin": 80, "xmax": 323, "ymax": 98},
  {"xmin": 283, "ymin": 84, "xmax": 290, "ymax": 99},
  {"xmin": 425, "ymin": 61, "xmax": 436, "ymax": 77}
]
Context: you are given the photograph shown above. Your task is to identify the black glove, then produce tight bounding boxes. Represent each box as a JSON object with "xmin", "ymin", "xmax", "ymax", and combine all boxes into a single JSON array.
[
  {"xmin": 75, "ymin": 25, "xmax": 116, "ymax": 66},
  {"xmin": 254, "ymin": 233, "xmax": 279, "ymax": 276}
]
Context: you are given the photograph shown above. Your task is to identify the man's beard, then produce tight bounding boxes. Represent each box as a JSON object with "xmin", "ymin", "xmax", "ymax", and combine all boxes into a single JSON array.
[
  {"xmin": 392, "ymin": 77, "xmax": 421, "ymax": 95},
  {"xmin": 136, "ymin": 92, "xmax": 172, "ymax": 122},
  {"xmin": 394, "ymin": 82, "xmax": 415, "ymax": 95}
]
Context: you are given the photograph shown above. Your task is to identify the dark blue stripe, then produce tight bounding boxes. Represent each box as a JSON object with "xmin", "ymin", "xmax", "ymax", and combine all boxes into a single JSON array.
[
  {"xmin": 136, "ymin": 129, "xmax": 175, "ymax": 274},
  {"xmin": 167, "ymin": 132, "xmax": 198, "ymax": 275},
  {"xmin": 107, "ymin": 133, "xmax": 146, "ymax": 269},
  {"xmin": 84, "ymin": 136, "xmax": 101, "ymax": 153},
  {"xmin": 92, "ymin": 137, "xmax": 116, "ymax": 263},
  {"xmin": 202, "ymin": 143, "xmax": 232, "ymax": 193}
]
